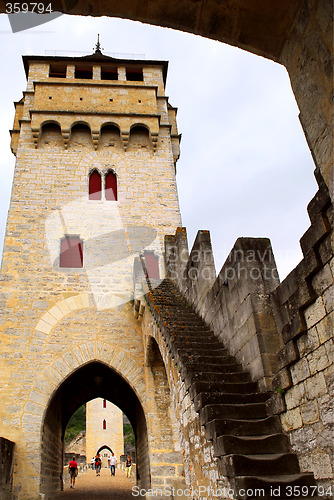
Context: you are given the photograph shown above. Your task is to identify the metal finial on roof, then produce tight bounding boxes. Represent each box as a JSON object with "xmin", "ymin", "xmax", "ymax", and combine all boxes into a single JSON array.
[{"xmin": 94, "ymin": 34, "xmax": 104, "ymax": 55}]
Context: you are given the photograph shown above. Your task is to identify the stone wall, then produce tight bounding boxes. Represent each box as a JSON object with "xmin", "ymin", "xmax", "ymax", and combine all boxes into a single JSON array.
[
  {"xmin": 0, "ymin": 437, "xmax": 14, "ymax": 500},
  {"xmin": 165, "ymin": 229, "xmax": 282, "ymax": 390},
  {"xmin": 281, "ymin": 0, "xmax": 333, "ymax": 194},
  {"xmin": 164, "ymin": 167, "xmax": 333, "ymax": 487},
  {"xmin": 270, "ymin": 169, "xmax": 333, "ymax": 487},
  {"xmin": 142, "ymin": 310, "xmax": 224, "ymax": 495}
]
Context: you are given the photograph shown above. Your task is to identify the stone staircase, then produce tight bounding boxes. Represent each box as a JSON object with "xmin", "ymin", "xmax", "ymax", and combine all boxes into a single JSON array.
[{"xmin": 145, "ymin": 278, "xmax": 319, "ymax": 500}]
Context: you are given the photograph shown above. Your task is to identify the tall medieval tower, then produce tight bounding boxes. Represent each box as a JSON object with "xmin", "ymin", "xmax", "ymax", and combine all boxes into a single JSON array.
[
  {"xmin": 86, "ymin": 398, "xmax": 124, "ymax": 467},
  {"xmin": 0, "ymin": 44, "xmax": 182, "ymax": 498}
]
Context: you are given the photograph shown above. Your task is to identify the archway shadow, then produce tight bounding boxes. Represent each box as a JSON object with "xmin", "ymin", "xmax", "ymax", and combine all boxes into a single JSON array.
[{"xmin": 40, "ymin": 361, "xmax": 150, "ymax": 498}]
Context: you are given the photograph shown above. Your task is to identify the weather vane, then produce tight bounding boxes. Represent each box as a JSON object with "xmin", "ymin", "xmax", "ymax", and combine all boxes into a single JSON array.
[{"xmin": 94, "ymin": 34, "xmax": 104, "ymax": 54}]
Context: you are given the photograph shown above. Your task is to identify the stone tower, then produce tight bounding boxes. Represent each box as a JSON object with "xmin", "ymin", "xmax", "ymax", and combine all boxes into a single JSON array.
[
  {"xmin": 0, "ymin": 46, "xmax": 182, "ymax": 498},
  {"xmin": 86, "ymin": 398, "xmax": 124, "ymax": 466}
]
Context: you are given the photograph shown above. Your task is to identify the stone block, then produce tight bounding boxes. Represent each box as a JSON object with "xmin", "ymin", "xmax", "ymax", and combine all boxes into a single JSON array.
[
  {"xmin": 323, "ymin": 285, "xmax": 334, "ymax": 314},
  {"xmin": 277, "ymin": 341, "xmax": 299, "ymax": 370},
  {"xmin": 290, "ymin": 358, "xmax": 311, "ymax": 384},
  {"xmin": 305, "ymin": 297, "xmax": 327, "ymax": 329},
  {"xmin": 151, "ymin": 465, "xmax": 176, "ymax": 476},
  {"xmin": 307, "ymin": 344, "xmax": 330, "ymax": 375},
  {"xmin": 316, "ymin": 311, "xmax": 333, "ymax": 343},
  {"xmin": 298, "ymin": 451, "xmax": 333, "ymax": 479},
  {"xmin": 318, "ymin": 234, "xmax": 332, "ymax": 266},
  {"xmin": 300, "ymin": 400, "xmax": 320, "ymax": 425},
  {"xmin": 272, "ymin": 368, "xmax": 292, "ymax": 391},
  {"xmin": 266, "ymin": 392, "xmax": 286, "ymax": 415},
  {"xmin": 305, "ymin": 371, "xmax": 327, "ymax": 399},
  {"xmin": 311, "ymin": 263, "xmax": 333, "ymax": 295},
  {"xmin": 318, "ymin": 394, "xmax": 333, "ymax": 427},
  {"xmin": 297, "ymin": 327, "xmax": 320, "ymax": 357},
  {"xmin": 282, "ymin": 313, "xmax": 305, "ymax": 344},
  {"xmin": 324, "ymin": 338, "xmax": 333, "ymax": 365},
  {"xmin": 280, "ymin": 407, "xmax": 303, "ymax": 432},
  {"xmin": 35, "ymin": 319, "xmax": 52, "ymax": 335},
  {"xmin": 285, "ymin": 382, "xmax": 306, "ymax": 410}
]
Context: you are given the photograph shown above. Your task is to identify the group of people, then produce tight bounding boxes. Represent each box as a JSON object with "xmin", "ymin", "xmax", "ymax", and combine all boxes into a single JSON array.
[
  {"xmin": 68, "ymin": 453, "xmax": 133, "ymax": 489},
  {"xmin": 89, "ymin": 453, "xmax": 133, "ymax": 477}
]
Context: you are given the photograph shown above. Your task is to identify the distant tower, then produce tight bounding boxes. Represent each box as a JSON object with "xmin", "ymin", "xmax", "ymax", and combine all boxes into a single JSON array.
[
  {"xmin": 0, "ymin": 41, "xmax": 182, "ymax": 497},
  {"xmin": 86, "ymin": 398, "xmax": 124, "ymax": 466}
]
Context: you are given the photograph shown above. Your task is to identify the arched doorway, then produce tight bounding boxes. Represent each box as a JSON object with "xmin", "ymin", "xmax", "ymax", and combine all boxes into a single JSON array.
[{"xmin": 40, "ymin": 361, "xmax": 150, "ymax": 497}]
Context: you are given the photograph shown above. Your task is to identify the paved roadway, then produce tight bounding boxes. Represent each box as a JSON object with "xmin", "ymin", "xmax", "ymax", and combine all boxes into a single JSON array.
[{"xmin": 55, "ymin": 467, "xmax": 135, "ymax": 499}]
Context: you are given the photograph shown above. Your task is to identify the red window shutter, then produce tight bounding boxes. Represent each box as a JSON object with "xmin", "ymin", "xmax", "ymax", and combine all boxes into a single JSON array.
[
  {"xmin": 144, "ymin": 252, "xmax": 159, "ymax": 279},
  {"xmin": 105, "ymin": 172, "xmax": 117, "ymax": 201},
  {"xmin": 89, "ymin": 170, "xmax": 102, "ymax": 200},
  {"xmin": 60, "ymin": 237, "xmax": 83, "ymax": 268}
]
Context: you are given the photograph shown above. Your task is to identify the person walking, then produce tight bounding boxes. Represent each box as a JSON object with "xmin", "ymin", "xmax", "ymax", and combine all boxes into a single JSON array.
[
  {"xmin": 125, "ymin": 455, "xmax": 132, "ymax": 478},
  {"xmin": 110, "ymin": 452, "xmax": 117, "ymax": 476},
  {"xmin": 68, "ymin": 456, "xmax": 78, "ymax": 489},
  {"xmin": 95, "ymin": 454, "xmax": 102, "ymax": 476}
]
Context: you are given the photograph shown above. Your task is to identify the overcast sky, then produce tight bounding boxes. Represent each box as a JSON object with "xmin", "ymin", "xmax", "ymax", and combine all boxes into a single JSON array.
[{"xmin": 0, "ymin": 13, "xmax": 317, "ymax": 280}]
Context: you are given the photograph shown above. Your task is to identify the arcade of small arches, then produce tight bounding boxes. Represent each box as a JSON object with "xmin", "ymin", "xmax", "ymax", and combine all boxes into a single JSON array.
[{"xmin": 38, "ymin": 121, "xmax": 156, "ymax": 152}]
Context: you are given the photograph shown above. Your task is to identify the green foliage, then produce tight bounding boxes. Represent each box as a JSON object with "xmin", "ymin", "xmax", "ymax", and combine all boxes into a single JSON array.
[
  {"xmin": 64, "ymin": 405, "xmax": 86, "ymax": 444},
  {"xmin": 123, "ymin": 423, "xmax": 135, "ymax": 450}
]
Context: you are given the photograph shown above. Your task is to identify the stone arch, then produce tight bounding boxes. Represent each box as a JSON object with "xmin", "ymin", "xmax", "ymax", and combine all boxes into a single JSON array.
[
  {"xmin": 127, "ymin": 124, "xmax": 153, "ymax": 152},
  {"xmin": 98, "ymin": 123, "xmax": 123, "ymax": 150},
  {"xmin": 34, "ymin": 356, "xmax": 150, "ymax": 497},
  {"xmin": 69, "ymin": 122, "xmax": 93, "ymax": 149},
  {"xmin": 145, "ymin": 336, "xmax": 182, "ymax": 458},
  {"xmin": 38, "ymin": 121, "xmax": 63, "ymax": 148},
  {"xmin": 96, "ymin": 444, "xmax": 114, "ymax": 455}
]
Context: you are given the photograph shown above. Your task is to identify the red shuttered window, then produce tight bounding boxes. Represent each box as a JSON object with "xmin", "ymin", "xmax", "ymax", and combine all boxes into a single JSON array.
[
  {"xmin": 144, "ymin": 252, "xmax": 159, "ymax": 279},
  {"xmin": 89, "ymin": 170, "xmax": 102, "ymax": 200},
  {"xmin": 60, "ymin": 236, "xmax": 83, "ymax": 268},
  {"xmin": 105, "ymin": 171, "xmax": 117, "ymax": 201},
  {"xmin": 103, "ymin": 419, "xmax": 107, "ymax": 430}
]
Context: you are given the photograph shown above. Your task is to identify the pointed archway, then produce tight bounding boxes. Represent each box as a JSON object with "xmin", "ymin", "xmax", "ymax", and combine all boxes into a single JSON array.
[{"xmin": 40, "ymin": 361, "xmax": 150, "ymax": 497}]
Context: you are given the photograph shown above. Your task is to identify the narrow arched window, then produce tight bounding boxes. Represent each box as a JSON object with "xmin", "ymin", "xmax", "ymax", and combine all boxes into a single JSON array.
[
  {"xmin": 105, "ymin": 171, "xmax": 117, "ymax": 201},
  {"xmin": 103, "ymin": 419, "xmax": 107, "ymax": 430},
  {"xmin": 89, "ymin": 170, "xmax": 102, "ymax": 200},
  {"xmin": 103, "ymin": 399, "xmax": 106, "ymax": 408},
  {"xmin": 60, "ymin": 236, "xmax": 83, "ymax": 268},
  {"xmin": 144, "ymin": 251, "xmax": 159, "ymax": 279}
]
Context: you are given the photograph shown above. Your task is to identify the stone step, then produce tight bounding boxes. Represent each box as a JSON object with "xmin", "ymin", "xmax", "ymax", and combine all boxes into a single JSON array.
[
  {"xmin": 213, "ymin": 433, "xmax": 290, "ymax": 456},
  {"xmin": 223, "ymin": 453, "xmax": 300, "ymax": 477},
  {"xmin": 169, "ymin": 337, "xmax": 222, "ymax": 346},
  {"xmin": 194, "ymin": 391, "xmax": 271, "ymax": 412},
  {"xmin": 200, "ymin": 402, "xmax": 268, "ymax": 425},
  {"xmin": 177, "ymin": 348, "xmax": 229, "ymax": 358},
  {"xmin": 185, "ymin": 371, "xmax": 251, "ymax": 390},
  {"xmin": 233, "ymin": 473, "xmax": 317, "ymax": 500},
  {"xmin": 205, "ymin": 416, "xmax": 281, "ymax": 440},
  {"xmin": 181, "ymin": 363, "xmax": 241, "ymax": 382},
  {"xmin": 189, "ymin": 381, "xmax": 259, "ymax": 400},
  {"xmin": 179, "ymin": 354, "xmax": 235, "ymax": 365}
]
